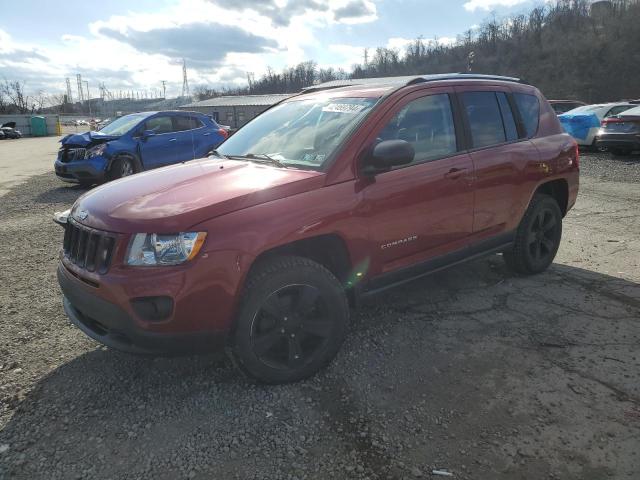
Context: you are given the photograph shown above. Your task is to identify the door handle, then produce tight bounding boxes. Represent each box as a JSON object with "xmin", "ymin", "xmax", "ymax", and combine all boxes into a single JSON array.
[
  {"xmin": 444, "ymin": 167, "xmax": 467, "ymax": 179},
  {"xmin": 169, "ymin": 138, "xmax": 177, "ymax": 142},
  {"xmin": 203, "ymin": 133, "xmax": 211, "ymax": 136}
]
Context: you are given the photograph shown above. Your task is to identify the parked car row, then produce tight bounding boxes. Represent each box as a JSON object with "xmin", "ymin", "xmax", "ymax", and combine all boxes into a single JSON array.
[
  {"xmin": 557, "ymin": 100, "xmax": 640, "ymax": 153},
  {"xmin": 0, "ymin": 122, "xmax": 22, "ymax": 139}
]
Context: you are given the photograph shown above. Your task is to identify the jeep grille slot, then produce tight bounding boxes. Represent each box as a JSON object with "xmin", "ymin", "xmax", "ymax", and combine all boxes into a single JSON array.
[{"xmin": 63, "ymin": 220, "xmax": 116, "ymax": 274}]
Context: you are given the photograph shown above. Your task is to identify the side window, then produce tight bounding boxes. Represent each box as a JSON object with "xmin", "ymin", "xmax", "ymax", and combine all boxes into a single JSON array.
[
  {"xmin": 605, "ymin": 105, "xmax": 632, "ymax": 117},
  {"xmin": 173, "ymin": 116, "xmax": 193, "ymax": 131},
  {"xmin": 144, "ymin": 116, "xmax": 174, "ymax": 134},
  {"xmin": 513, "ymin": 93, "xmax": 540, "ymax": 138},
  {"xmin": 377, "ymin": 94, "xmax": 457, "ymax": 165},
  {"xmin": 496, "ymin": 93, "xmax": 518, "ymax": 141},
  {"xmin": 462, "ymin": 92, "xmax": 506, "ymax": 148},
  {"xmin": 190, "ymin": 117, "xmax": 204, "ymax": 129}
]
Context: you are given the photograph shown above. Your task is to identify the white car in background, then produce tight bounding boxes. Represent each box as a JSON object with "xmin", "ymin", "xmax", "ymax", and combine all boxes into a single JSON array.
[{"xmin": 558, "ymin": 102, "xmax": 637, "ymax": 148}]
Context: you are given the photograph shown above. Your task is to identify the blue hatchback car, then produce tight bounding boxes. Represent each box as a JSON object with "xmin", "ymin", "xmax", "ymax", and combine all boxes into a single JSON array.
[{"xmin": 55, "ymin": 111, "xmax": 227, "ymax": 185}]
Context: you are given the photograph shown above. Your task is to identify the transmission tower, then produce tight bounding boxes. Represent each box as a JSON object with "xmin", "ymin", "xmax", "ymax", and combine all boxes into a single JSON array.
[
  {"xmin": 76, "ymin": 74, "xmax": 84, "ymax": 102},
  {"xmin": 65, "ymin": 78, "xmax": 73, "ymax": 103},
  {"xmin": 161, "ymin": 80, "xmax": 167, "ymax": 99},
  {"xmin": 181, "ymin": 59, "xmax": 190, "ymax": 98}
]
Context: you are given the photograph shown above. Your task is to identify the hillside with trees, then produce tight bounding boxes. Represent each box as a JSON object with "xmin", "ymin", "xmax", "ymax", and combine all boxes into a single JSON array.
[{"xmin": 197, "ymin": 0, "xmax": 640, "ymax": 103}]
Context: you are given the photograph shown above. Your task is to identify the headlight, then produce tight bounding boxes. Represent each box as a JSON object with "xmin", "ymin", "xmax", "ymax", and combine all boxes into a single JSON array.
[
  {"xmin": 85, "ymin": 143, "xmax": 107, "ymax": 159},
  {"xmin": 126, "ymin": 232, "xmax": 207, "ymax": 266}
]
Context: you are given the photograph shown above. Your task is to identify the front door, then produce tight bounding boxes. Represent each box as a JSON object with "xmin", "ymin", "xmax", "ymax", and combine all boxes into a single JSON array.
[
  {"xmin": 360, "ymin": 90, "xmax": 475, "ymax": 276},
  {"xmin": 139, "ymin": 115, "xmax": 182, "ymax": 169}
]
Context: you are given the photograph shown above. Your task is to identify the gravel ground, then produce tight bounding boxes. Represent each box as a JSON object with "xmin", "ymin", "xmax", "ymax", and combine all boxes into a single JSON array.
[
  {"xmin": 0, "ymin": 151, "xmax": 639, "ymax": 480},
  {"xmin": 578, "ymin": 148, "xmax": 640, "ymax": 183}
]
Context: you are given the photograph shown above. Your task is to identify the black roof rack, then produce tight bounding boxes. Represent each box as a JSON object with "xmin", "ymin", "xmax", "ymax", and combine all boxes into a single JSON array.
[
  {"xmin": 301, "ymin": 73, "xmax": 523, "ymax": 94},
  {"xmin": 407, "ymin": 73, "xmax": 522, "ymax": 85}
]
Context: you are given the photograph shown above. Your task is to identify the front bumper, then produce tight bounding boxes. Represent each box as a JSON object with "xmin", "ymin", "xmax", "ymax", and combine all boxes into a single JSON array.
[
  {"xmin": 54, "ymin": 156, "xmax": 108, "ymax": 183},
  {"xmin": 595, "ymin": 133, "xmax": 640, "ymax": 151},
  {"xmin": 57, "ymin": 261, "xmax": 226, "ymax": 355}
]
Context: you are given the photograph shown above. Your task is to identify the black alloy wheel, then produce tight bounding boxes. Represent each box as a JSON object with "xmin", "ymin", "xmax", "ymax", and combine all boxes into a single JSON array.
[
  {"xmin": 250, "ymin": 284, "xmax": 333, "ymax": 371},
  {"xmin": 504, "ymin": 194, "xmax": 563, "ymax": 274},
  {"xmin": 526, "ymin": 207, "xmax": 560, "ymax": 266},
  {"xmin": 231, "ymin": 256, "xmax": 349, "ymax": 384}
]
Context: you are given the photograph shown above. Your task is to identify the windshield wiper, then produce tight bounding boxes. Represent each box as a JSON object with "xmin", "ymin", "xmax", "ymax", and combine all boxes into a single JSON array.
[
  {"xmin": 208, "ymin": 149, "xmax": 228, "ymax": 159},
  {"xmin": 230, "ymin": 153, "xmax": 287, "ymax": 168}
]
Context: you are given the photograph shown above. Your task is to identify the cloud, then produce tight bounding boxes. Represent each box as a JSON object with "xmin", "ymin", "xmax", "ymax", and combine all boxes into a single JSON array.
[
  {"xmin": 0, "ymin": 49, "xmax": 48, "ymax": 62},
  {"xmin": 463, "ymin": 0, "xmax": 528, "ymax": 12},
  {"xmin": 333, "ymin": 0, "xmax": 375, "ymax": 21},
  {"xmin": 98, "ymin": 22, "xmax": 278, "ymax": 67},
  {"xmin": 207, "ymin": 0, "xmax": 330, "ymax": 27}
]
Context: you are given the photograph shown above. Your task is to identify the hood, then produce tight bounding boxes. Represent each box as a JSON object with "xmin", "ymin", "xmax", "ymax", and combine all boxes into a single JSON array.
[
  {"xmin": 72, "ymin": 158, "xmax": 324, "ymax": 233},
  {"xmin": 1, "ymin": 121, "xmax": 16, "ymax": 128},
  {"xmin": 60, "ymin": 130, "xmax": 120, "ymax": 147}
]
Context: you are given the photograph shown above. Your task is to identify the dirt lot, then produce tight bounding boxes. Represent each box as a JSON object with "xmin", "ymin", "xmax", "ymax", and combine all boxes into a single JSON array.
[{"xmin": 0, "ymin": 138, "xmax": 638, "ymax": 480}]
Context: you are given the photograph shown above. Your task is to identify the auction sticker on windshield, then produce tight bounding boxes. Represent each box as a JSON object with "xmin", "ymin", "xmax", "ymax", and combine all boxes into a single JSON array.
[{"xmin": 322, "ymin": 103, "xmax": 367, "ymax": 114}]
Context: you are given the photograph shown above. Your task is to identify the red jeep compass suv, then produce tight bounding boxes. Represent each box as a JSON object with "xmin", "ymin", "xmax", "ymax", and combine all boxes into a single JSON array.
[{"xmin": 56, "ymin": 74, "xmax": 579, "ymax": 383}]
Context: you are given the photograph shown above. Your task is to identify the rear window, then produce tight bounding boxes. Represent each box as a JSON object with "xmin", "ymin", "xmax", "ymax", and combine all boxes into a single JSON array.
[
  {"xmin": 462, "ymin": 92, "xmax": 507, "ymax": 148},
  {"xmin": 514, "ymin": 93, "xmax": 540, "ymax": 137},
  {"xmin": 173, "ymin": 116, "xmax": 193, "ymax": 132}
]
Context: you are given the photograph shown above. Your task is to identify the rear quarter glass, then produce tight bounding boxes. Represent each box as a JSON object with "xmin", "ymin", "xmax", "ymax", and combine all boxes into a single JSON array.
[{"xmin": 514, "ymin": 93, "xmax": 540, "ymax": 137}]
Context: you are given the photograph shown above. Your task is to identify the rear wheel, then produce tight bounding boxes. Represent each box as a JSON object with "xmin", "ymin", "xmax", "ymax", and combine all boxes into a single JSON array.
[
  {"xmin": 108, "ymin": 156, "xmax": 136, "ymax": 181},
  {"xmin": 503, "ymin": 194, "xmax": 562, "ymax": 275},
  {"xmin": 230, "ymin": 256, "xmax": 349, "ymax": 384}
]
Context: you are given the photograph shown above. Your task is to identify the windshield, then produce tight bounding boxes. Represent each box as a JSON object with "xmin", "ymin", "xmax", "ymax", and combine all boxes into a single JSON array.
[
  {"xmin": 98, "ymin": 113, "xmax": 148, "ymax": 136},
  {"xmin": 217, "ymin": 97, "xmax": 378, "ymax": 170}
]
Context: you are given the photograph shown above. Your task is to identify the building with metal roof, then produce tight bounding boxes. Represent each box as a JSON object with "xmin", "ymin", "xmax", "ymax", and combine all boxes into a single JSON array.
[{"xmin": 179, "ymin": 94, "xmax": 293, "ymax": 129}]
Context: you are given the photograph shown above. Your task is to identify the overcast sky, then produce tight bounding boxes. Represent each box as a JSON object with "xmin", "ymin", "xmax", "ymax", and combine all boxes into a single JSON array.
[{"xmin": 0, "ymin": 0, "xmax": 543, "ymax": 97}]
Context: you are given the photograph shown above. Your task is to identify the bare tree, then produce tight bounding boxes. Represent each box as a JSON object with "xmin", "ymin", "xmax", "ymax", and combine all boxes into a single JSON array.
[{"xmin": 1, "ymin": 80, "xmax": 31, "ymax": 113}]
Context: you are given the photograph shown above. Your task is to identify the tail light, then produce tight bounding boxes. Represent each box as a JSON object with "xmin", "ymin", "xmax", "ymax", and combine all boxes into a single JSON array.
[
  {"xmin": 572, "ymin": 142, "xmax": 579, "ymax": 168},
  {"xmin": 601, "ymin": 117, "xmax": 624, "ymax": 126},
  {"xmin": 218, "ymin": 128, "xmax": 229, "ymax": 139}
]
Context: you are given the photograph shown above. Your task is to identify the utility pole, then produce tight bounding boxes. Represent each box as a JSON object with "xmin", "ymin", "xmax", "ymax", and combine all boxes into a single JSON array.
[
  {"xmin": 65, "ymin": 78, "xmax": 73, "ymax": 103},
  {"xmin": 181, "ymin": 59, "xmax": 190, "ymax": 98},
  {"xmin": 76, "ymin": 74, "xmax": 84, "ymax": 102},
  {"xmin": 364, "ymin": 48, "xmax": 369, "ymax": 67},
  {"xmin": 84, "ymin": 81, "xmax": 91, "ymax": 117},
  {"xmin": 161, "ymin": 80, "xmax": 167, "ymax": 99}
]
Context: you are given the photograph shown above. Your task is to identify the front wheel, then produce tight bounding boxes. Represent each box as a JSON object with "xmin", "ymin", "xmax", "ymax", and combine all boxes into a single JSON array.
[
  {"xmin": 503, "ymin": 194, "xmax": 563, "ymax": 275},
  {"xmin": 230, "ymin": 256, "xmax": 349, "ymax": 384},
  {"xmin": 107, "ymin": 156, "xmax": 136, "ymax": 181}
]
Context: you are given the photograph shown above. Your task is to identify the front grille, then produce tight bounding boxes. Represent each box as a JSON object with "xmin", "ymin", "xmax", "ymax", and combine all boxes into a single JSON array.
[
  {"xmin": 60, "ymin": 147, "xmax": 87, "ymax": 163},
  {"xmin": 63, "ymin": 219, "xmax": 116, "ymax": 274}
]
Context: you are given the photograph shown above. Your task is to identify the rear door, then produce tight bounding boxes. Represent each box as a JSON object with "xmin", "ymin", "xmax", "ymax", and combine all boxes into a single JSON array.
[
  {"xmin": 172, "ymin": 115, "xmax": 201, "ymax": 161},
  {"xmin": 360, "ymin": 88, "xmax": 475, "ymax": 276},
  {"xmin": 456, "ymin": 86, "xmax": 539, "ymax": 242},
  {"xmin": 139, "ymin": 115, "xmax": 182, "ymax": 168}
]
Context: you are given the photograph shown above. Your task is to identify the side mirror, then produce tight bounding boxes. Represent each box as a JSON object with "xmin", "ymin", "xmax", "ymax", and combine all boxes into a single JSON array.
[
  {"xmin": 362, "ymin": 139, "xmax": 415, "ymax": 175},
  {"xmin": 141, "ymin": 130, "xmax": 156, "ymax": 141}
]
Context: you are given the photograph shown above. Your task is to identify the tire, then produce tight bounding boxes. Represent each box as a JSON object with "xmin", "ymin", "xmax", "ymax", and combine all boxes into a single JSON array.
[
  {"xmin": 230, "ymin": 255, "xmax": 349, "ymax": 384},
  {"xmin": 503, "ymin": 194, "xmax": 563, "ymax": 275},
  {"xmin": 107, "ymin": 156, "xmax": 136, "ymax": 181}
]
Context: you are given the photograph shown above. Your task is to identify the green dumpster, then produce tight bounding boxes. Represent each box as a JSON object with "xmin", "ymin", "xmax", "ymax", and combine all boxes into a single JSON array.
[{"xmin": 30, "ymin": 116, "xmax": 48, "ymax": 136}]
